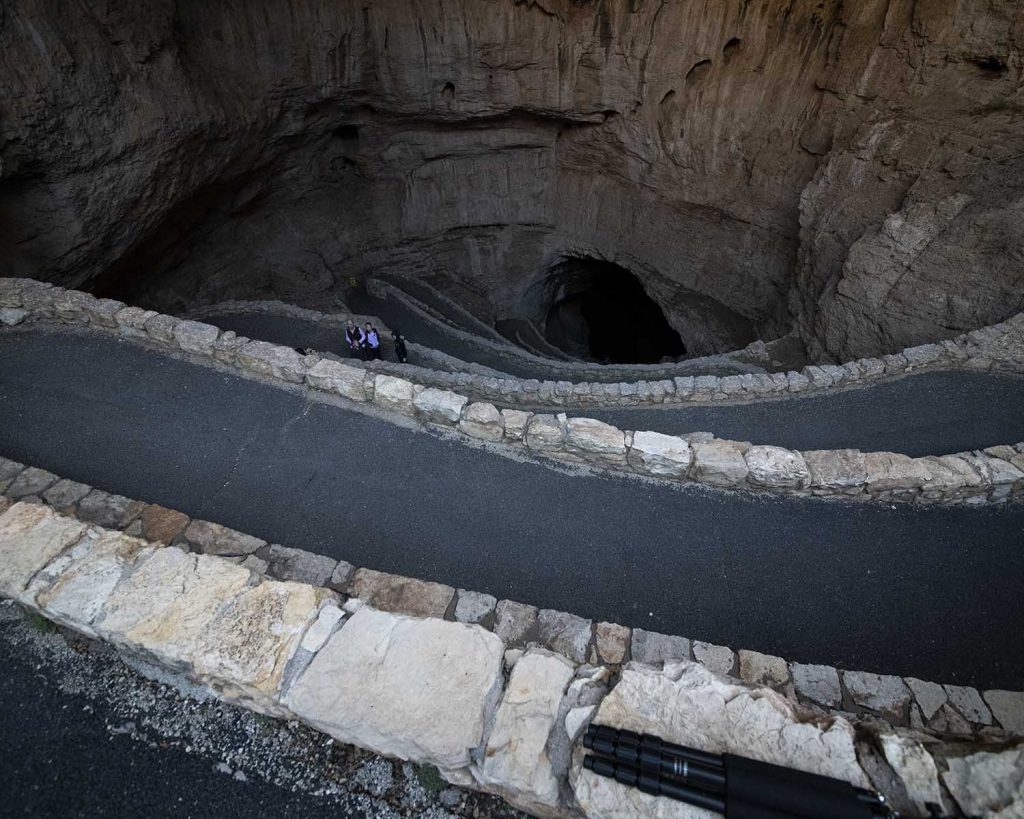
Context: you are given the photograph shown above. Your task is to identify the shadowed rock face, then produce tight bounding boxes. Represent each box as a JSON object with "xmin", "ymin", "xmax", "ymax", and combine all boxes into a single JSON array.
[{"xmin": 1, "ymin": 0, "xmax": 1022, "ymax": 360}]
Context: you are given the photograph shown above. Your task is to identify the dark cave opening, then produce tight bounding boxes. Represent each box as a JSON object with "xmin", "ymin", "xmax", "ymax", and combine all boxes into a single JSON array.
[{"xmin": 543, "ymin": 260, "xmax": 686, "ymax": 364}]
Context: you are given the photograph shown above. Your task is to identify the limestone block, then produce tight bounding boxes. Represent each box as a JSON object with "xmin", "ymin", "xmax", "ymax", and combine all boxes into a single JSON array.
[
  {"xmin": 692, "ymin": 641, "xmax": 736, "ymax": 676},
  {"xmin": 140, "ymin": 505, "xmax": 190, "ymax": 543},
  {"xmin": 905, "ymin": 677, "xmax": 947, "ymax": 720},
  {"xmin": 348, "ymin": 568, "xmax": 454, "ymax": 618},
  {"xmin": 183, "ymin": 519, "xmax": 266, "ymax": 556},
  {"xmin": 144, "ymin": 313, "xmax": 180, "ymax": 344},
  {"xmin": 538, "ymin": 609, "xmax": 591, "ymax": 663},
  {"xmin": 524, "ymin": 414, "xmax": 565, "ymax": 451},
  {"xmin": 495, "ymin": 600, "xmax": 539, "ymax": 647},
  {"xmin": 903, "ymin": 343, "xmax": 944, "ymax": 368},
  {"xmin": 942, "ymin": 747, "xmax": 1024, "ymax": 817},
  {"xmin": 27, "ymin": 530, "xmax": 151, "ymax": 636},
  {"xmin": 237, "ymin": 340, "xmax": 306, "ymax": 383},
  {"xmin": 738, "ymin": 650, "xmax": 790, "ymax": 689},
  {"xmin": 475, "ymin": 650, "xmax": 576, "ymax": 812},
  {"xmin": 843, "ymin": 671, "xmax": 911, "ymax": 721},
  {"xmin": 42, "ymin": 479, "xmax": 92, "ymax": 512},
  {"xmin": 879, "ymin": 734, "xmax": 942, "ymax": 809},
  {"xmin": 114, "ymin": 306, "xmax": 157, "ymax": 338},
  {"xmin": 371, "ymin": 374, "xmax": 417, "ymax": 414},
  {"xmin": 631, "ymin": 629, "xmax": 691, "ymax": 665},
  {"xmin": 266, "ymin": 544, "xmax": 337, "ymax": 586},
  {"xmin": 572, "ymin": 662, "xmax": 868, "ymax": 817},
  {"xmin": 300, "ymin": 604, "xmax": 345, "ymax": 654},
  {"xmin": 305, "ymin": 358, "xmax": 369, "ymax": 401},
  {"xmin": 328, "ymin": 560, "xmax": 355, "ymax": 592},
  {"xmin": 691, "ymin": 440, "xmax": 749, "ymax": 486},
  {"xmin": 0, "ymin": 456, "xmax": 24, "ymax": 484},
  {"xmin": 791, "ymin": 663, "xmax": 842, "ymax": 708},
  {"xmin": 7, "ymin": 467, "xmax": 59, "ymax": 499},
  {"xmin": 459, "ymin": 402, "xmax": 504, "ymax": 442},
  {"xmin": 937, "ymin": 455, "xmax": 984, "ymax": 488},
  {"xmin": 565, "ymin": 418, "xmax": 626, "ymax": 458},
  {"xmin": 944, "ymin": 685, "xmax": 992, "ymax": 725},
  {"xmin": 862, "ymin": 452, "xmax": 932, "ymax": 492},
  {"xmin": 455, "ymin": 589, "xmax": 497, "ymax": 625},
  {"xmin": 413, "ymin": 388, "xmax": 468, "ymax": 425},
  {"xmin": 83, "ymin": 297, "xmax": 125, "ymax": 328},
  {"xmin": 53, "ymin": 290, "xmax": 94, "ymax": 322},
  {"xmin": 804, "ymin": 449, "xmax": 867, "ymax": 490},
  {"xmin": 984, "ymin": 690, "xmax": 1024, "ymax": 734},
  {"xmin": 98, "ymin": 546, "xmax": 324, "ymax": 713},
  {"xmin": 501, "ymin": 409, "xmax": 533, "ymax": 441},
  {"xmin": 285, "ymin": 606, "xmax": 504, "ymax": 770},
  {"xmin": 626, "ymin": 431, "xmax": 692, "ymax": 478},
  {"xmin": 211, "ymin": 332, "xmax": 248, "ymax": 365},
  {"xmin": 173, "ymin": 319, "xmax": 220, "ymax": 355},
  {"xmin": 744, "ymin": 446, "xmax": 809, "ymax": 489},
  {"xmin": 595, "ymin": 622, "xmax": 630, "ymax": 665},
  {"xmin": 0, "ymin": 503, "xmax": 88, "ymax": 600},
  {"xmin": 77, "ymin": 489, "xmax": 146, "ymax": 530}
]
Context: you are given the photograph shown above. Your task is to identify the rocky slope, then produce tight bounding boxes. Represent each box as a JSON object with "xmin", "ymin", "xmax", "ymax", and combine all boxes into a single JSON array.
[{"xmin": 1, "ymin": 0, "xmax": 1021, "ymax": 360}]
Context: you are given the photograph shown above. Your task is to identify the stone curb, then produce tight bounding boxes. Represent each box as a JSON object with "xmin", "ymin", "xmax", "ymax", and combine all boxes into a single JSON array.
[
  {"xmin": 2, "ymin": 455, "xmax": 1022, "ymax": 746},
  {"xmin": 0, "ymin": 497, "xmax": 1021, "ymax": 818},
  {"xmin": 3, "ymin": 278, "xmax": 1022, "ymax": 507},
  {"xmin": 189, "ymin": 291, "xmax": 1024, "ymax": 410}
]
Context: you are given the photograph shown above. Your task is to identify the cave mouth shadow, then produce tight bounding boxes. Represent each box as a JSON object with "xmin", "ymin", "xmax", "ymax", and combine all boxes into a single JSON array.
[{"xmin": 542, "ymin": 259, "xmax": 686, "ymax": 364}]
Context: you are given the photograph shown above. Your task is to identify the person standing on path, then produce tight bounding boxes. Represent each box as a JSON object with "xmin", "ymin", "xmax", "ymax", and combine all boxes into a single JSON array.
[
  {"xmin": 363, "ymin": 322, "xmax": 381, "ymax": 360},
  {"xmin": 392, "ymin": 330, "xmax": 408, "ymax": 363},
  {"xmin": 344, "ymin": 320, "xmax": 364, "ymax": 359}
]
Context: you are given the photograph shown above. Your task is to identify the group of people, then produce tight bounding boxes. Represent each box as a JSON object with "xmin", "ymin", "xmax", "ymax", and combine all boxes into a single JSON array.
[{"xmin": 345, "ymin": 320, "xmax": 408, "ymax": 363}]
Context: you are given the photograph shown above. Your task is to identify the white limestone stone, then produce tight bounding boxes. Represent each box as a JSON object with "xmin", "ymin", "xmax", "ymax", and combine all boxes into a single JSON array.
[
  {"xmin": 285, "ymin": 606, "xmax": 504, "ymax": 771},
  {"xmin": 804, "ymin": 449, "xmax": 868, "ymax": 490},
  {"xmin": 791, "ymin": 663, "xmax": 842, "ymax": 708},
  {"xmin": 237, "ymin": 340, "xmax": 306, "ymax": 383},
  {"xmin": 455, "ymin": 589, "xmax": 497, "ymax": 624},
  {"xmin": 627, "ymin": 431, "xmax": 692, "ymax": 478},
  {"xmin": 692, "ymin": 440, "xmax": 749, "ymax": 486},
  {"xmin": 879, "ymin": 734, "xmax": 942, "ymax": 809},
  {"xmin": 305, "ymin": 358, "xmax": 369, "ymax": 401},
  {"xmin": 501, "ymin": 409, "xmax": 533, "ymax": 441},
  {"xmin": 843, "ymin": 671, "xmax": 911, "ymax": 720},
  {"xmin": 173, "ymin": 319, "xmax": 220, "ymax": 355},
  {"xmin": 692, "ymin": 641, "xmax": 735, "ymax": 676},
  {"xmin": 738, "ymin": 650, "xmax": 790, "ymax": 688},
  {"xmin": 413, "ymin": 388, "xmax": 469, "ymax": 425},
  {"xmin": 942, "ymin": 747, "xmax": 1024, "ymax": 817},
  {"xmin": 905, "ymin": 677, "xmax": 947, "ymax": 720},
  {"xmin": 459, "ymin": 402, "xmax": 504, "ymax": 442},
  {"xmin": 572, "ymin": 662, "xmax": 868, "ymax": 818},
  {"xmin": 474, "ymin": 650, "xmax": 576, "ymax": 812},
  {"xmin": 28, "ymin": 530, "xmax": 152, "ymax": 636},
  {"xmin": 564, "ymin": 418, "xmax": 626, "ymax": 458},
  {"xmin": 524, "ymin": 414, "xmax": 565, "ymax": 451},
  {"xmin": 0, "ymin": 503, "xmax": 88, "ymax": 601},
  {"xmin": 984, "ymin": 690, "xmax": 1024, "ymax": 734},
  {"xmin": 944, "ymin": 685, "xmax": 992, "ymax": 725},
  {"xmin": 300, "ymin": 604, "xmax": 346, "ymax": 654},
  {"xmin": 745, "ymin": 446, "xmax": 810, "ymax": 489}
]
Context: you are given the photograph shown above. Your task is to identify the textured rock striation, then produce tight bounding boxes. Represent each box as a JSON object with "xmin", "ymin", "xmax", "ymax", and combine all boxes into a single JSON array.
[{"xmin": 1, "ymin": 0, "xmax": 1022, "ymax": 360}]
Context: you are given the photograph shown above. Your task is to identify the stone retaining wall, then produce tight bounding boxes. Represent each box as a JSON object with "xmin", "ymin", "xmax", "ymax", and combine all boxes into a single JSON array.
[
  {"xmin": 3, "ymin": 278, "xmax": 1022, "ymax": 506},
  {"xmin": 0, "ymin": 493, "xmax": 1021, "ymax": 818},
  {"xmin": 187, "ymin": 295, "xmax": 1024, "ymax": 411},
  {"xmin": 1, "ymin": 456, "xmax": 1022, "ymax": 744}
]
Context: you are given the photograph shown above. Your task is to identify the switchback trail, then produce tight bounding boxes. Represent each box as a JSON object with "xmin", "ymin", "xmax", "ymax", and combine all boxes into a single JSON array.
[{"xmin": 1, "ymin": 329, "xmax": 1023, "ymax": 688}]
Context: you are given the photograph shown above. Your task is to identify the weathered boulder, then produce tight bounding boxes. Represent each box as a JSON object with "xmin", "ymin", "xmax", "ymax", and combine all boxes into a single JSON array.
[
  {"xmin": 285, "ymin": 606, "xmax": 504, "ymax": 771},
  {"xmin": 524, "ymin": 414, "xmax": 565, "ymax": 451},
  {"xmin": 564, "ymin": 418, "xmax": 626, "ymax": 459},
  {"xmin": 804, "ymin": 449, "xmax": 867, "ymax": 491},
  {"xmin": 501, "ymin": 409, "xmax": 533, "ymax": 441},
  {"xmin": 791, "ymin": 663, "xmax": 842, "ymax": 708},
  {"xmin": 173, "ymin": 319, "xmax": 220, "ymax": 355},
  {"xmin": 843, "ymin": 671, "xmax": 911, "ymax": 721},
  {"xmin": 495, "ymin": 600, "xmax": 539, "ymax": 647},
  {"xmin": 631, "ymin": 629, "xmax": 691, "ymax": 666},
  {"xmin": 538, "ymin": 609, "xmax": 592, "ymax": 664},
  {"xmin": 183, "ymin": 519, "xmax": 265, "ymax": 556},
  {"xmin": 348, "ymin": 568, "xmax": 455, "ymax": 618},
  {"xmin": 237, "ymin": 340, "xmax": 306, "ymax": 383},
  {"xmin": 266, "ymin": 544, "xmax": 337, "ymax": 586},
  {"xmin": 942, "ymin": 747, "xmax": 1024, "ymax": 818}
]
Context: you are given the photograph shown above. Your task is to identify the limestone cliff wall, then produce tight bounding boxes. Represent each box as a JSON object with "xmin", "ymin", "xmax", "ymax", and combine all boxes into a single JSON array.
[{"xmin": 1, "ymin": 0, "xmax": 1021, "ymax": 359}]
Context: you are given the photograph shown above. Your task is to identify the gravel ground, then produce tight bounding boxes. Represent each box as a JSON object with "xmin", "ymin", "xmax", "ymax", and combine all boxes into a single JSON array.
[{"xmin": 0, "ymin": 601, "xmax": 525, "ymax": 819}]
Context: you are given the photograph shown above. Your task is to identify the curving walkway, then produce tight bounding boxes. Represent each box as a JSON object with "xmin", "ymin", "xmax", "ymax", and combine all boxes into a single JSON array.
[
  {"xmin": 200, "ymin": 312, "xmax": 1024, "ymax": 457},
  {"xmin": 1, "ymin": 329, "xmax": 1023, "ymax": 688}
]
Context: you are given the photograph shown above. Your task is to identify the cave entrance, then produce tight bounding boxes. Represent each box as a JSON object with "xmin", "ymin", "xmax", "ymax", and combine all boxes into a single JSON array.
[{"xmin": 542, "ymin": 259, "xmax": 686, "ymax": 364}]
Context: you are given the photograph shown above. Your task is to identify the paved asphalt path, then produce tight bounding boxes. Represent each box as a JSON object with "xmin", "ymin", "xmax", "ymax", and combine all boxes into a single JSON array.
[
  {"xmin": 0, "ymin": 637, "xmax": 357, "ymax": 818},
  {"xmin": 202, "ymin": 312, "xmax": 1024, "ymax": 456},
  {"xmin": 1, "ymin": 329, "xmax": 1023, "ymax": 689}
]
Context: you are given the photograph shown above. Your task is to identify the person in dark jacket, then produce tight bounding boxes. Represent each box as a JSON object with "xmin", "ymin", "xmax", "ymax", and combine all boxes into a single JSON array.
[
  {"xmin": 344, "ymin": 320, "xmax": 364, "ymax": 359},
  {"xmin": 362, "ymin": 322, "xmax": 381, "ymax": 360},
  {"xmin": 392, "ymin": 330, "xmax": 408, "ymax": 363}
]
